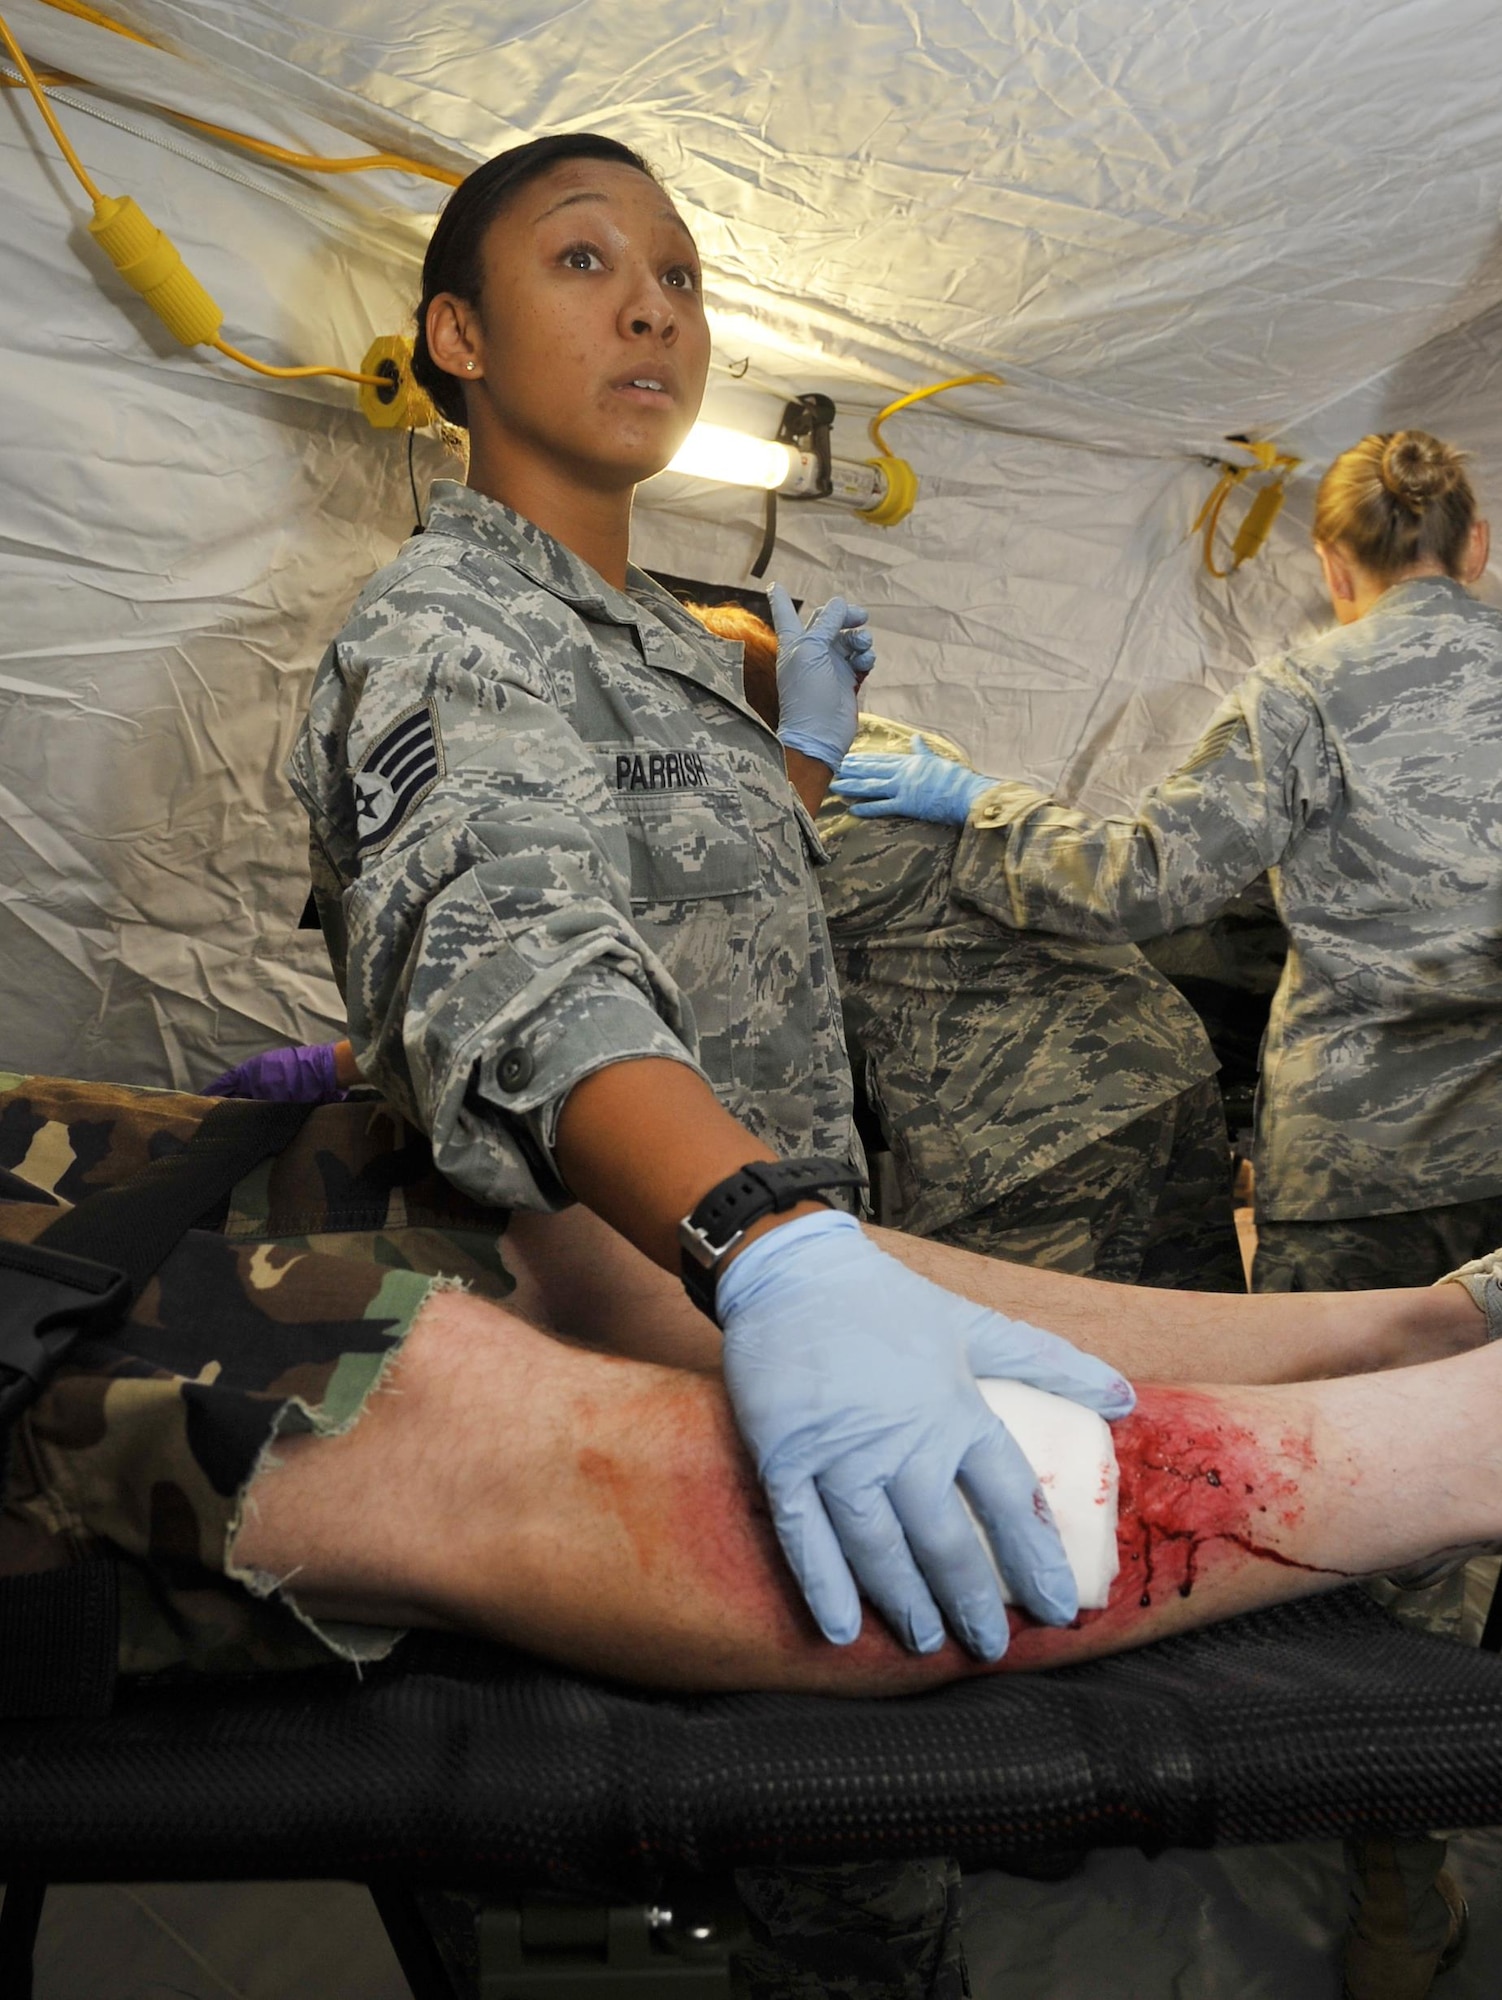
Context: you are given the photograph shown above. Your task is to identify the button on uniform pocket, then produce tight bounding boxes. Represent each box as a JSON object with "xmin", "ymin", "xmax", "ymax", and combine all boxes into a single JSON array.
[{"xmin": 496, "ymin": 1047, "xmax": 534, "ymax": 1091}]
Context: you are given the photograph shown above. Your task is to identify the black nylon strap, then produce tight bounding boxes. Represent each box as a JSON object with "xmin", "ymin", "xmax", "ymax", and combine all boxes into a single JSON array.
[
  {"xmin": 0, "ymin": 1243, "xmax": 131, "ymax": 1433},
  {"xmin": 33, "ymin": 1096, "xmax": 315, "ymax": 1298},
  {"xmin": 678, "ymin": 1157, "xmax": 866, "ymax": 1321},
  {"xmin": 0, "ymin": 1562, "xmax": 119, "ymax": 1718}
]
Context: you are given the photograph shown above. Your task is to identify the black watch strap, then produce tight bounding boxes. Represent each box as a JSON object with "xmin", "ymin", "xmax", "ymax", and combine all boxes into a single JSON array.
[{"xmin": 678, "ymin": 1157, "xmax": 866, "ymax": 1321}]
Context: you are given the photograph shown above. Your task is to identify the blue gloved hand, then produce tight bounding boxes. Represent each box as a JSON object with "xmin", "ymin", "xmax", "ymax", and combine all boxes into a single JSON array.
[
  {"xmin": 202, "ymin": 1042, "xmax": 347, "ymax": 1103},
  {"xmin": 768, "ymin": 581, "xmax": 876, "ymax": 769},
  {"xmin": 715, "ymin": 1208, "xmax": 1135, "ymax": 1659},
  {"xmin": 832, "ymin": 732, "xmax": 998, "ymax": 824}
]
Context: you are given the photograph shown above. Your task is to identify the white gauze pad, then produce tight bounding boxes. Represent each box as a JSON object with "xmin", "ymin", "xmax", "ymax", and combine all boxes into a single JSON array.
[{"xmin": 968, "ymin": 1378, "xmax": 1121, "ymax": 1610}]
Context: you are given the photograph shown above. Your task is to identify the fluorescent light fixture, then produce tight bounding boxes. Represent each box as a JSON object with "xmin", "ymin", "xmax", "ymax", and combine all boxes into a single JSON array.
[
  {"xmin": 662, "ymin": 404, "xmax": 915, "ymax": 527},
  {"xmin": 665, "ymin": 422, "xmax": 792, "ymax": 490}
]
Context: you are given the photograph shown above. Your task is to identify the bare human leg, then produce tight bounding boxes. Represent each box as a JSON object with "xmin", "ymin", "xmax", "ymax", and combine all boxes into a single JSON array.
[
  {"xmin": 232, "ymin": 1285, "xmax": 1502, "ymax": 1695},
  {"xmin": 503, "ymin": 1203, "xmax": 1485, "ymax": 1383}
]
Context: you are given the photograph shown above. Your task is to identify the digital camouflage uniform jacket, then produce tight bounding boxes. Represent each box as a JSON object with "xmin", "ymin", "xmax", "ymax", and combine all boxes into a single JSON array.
[
  {"xmin": 818, "ymin": 716, "xmax": 1217, "ymax": 1238},
  {"xmin": 955, "ymin": 578, "xmax": 1502, "ymax": 1222},
  {"xmin": 289, "ymin": 482, "xmax": 856, "ymax": 1209}
]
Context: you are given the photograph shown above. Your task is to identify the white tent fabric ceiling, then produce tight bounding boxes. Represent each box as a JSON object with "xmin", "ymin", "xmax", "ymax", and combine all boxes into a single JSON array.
[{"xmin": 2, "ymin": 0, "xmax": 1500, "ymax": 1085}]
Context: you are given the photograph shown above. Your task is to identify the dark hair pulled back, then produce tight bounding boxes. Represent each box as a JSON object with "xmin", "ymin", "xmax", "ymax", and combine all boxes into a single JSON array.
[
  {"xmin": 1313, "ymin": 429, "xmax": 1477, "ymax": 580},
  {"xmin": 411, "ymin": 132, "xmax": 659, "ymax": 428}
]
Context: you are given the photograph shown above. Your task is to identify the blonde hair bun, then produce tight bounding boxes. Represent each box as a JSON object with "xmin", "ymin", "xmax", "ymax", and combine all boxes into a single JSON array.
[
  {"xmin": 1315, "ymin": 428, "xmax": 1476, "ymax": 577},
  {"xmin": 1379, "ymin": 430, "xmax": 1467, "ymax": 513}
]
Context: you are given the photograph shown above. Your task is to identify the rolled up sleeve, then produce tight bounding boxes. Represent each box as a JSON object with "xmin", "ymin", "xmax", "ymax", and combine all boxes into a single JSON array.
[
  {"xmin": 313, "ymin": 587, "xmax": 705, "ymax": 1210},
  {"xmin": 951, "ymin": 673, "xmax": 1334, "ymax": 943}
]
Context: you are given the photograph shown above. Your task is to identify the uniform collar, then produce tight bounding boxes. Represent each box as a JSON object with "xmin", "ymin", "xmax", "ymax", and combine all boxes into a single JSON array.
[
  {"xmin": 1371, "ymin": 575, "xmax": 1474, "ymax": 617},
  {"xmin": 425, "ymin": 480, "xmax": 638, "ymax": 623},
  {"xmin": 423, "ymin": 479, "xmax": 761, "ymax": 719}
]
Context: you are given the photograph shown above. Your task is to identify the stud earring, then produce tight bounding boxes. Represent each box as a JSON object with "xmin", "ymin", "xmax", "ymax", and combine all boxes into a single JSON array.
[{"xmin": 465, "ymin": 360, "xmax": 476, "ymax": 372}]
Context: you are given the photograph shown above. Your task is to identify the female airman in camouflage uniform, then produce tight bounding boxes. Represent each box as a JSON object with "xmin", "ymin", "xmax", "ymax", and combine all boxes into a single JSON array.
[
  {"xmin": 836, "ymin": 430, "xmax": 1502, "ymax": 1298},
  {"xmin": 284, "ymin": 130, "xmax": 1136, "ymax": 1688},
  {"xmin": 833, "ymin": 430, "xmax": 1502, "ymax": 1997},
  {"xmin": 280, "ymin": 129, "xmax": 1128, "ymax": 2000}
]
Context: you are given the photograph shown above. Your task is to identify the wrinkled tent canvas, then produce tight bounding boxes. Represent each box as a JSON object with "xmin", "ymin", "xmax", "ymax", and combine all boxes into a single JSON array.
[{"xmin": 3, "ymin": 0, "xmax": 1500, "ymax": 1088}]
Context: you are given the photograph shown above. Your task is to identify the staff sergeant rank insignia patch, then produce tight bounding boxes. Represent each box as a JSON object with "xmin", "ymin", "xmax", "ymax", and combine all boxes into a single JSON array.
[{"xmin": 353, "ymin": 701, "xmax": 443, "ymax": 853}]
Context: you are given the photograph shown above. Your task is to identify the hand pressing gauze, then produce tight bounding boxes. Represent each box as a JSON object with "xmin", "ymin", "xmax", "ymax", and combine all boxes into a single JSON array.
[
  {"xmin": 717, "ymin": 1209, "xmax": 1133, "ymax": 1659},
  {"xmin": 969, "ymin": 1380, "xmax": 1120, "ymax": 1611}
]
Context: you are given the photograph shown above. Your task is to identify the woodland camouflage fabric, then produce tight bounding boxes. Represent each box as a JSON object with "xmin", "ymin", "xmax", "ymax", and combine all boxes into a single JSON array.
[
  {"xmin": 0, "ymin": 1071, "xmax": 515, "ymax": 1674},
  {"xmin": 954, "ymin": 578, "xmax": 1502, "ymax": 1223},
  {"xmin": 1, "ymin": 1077, "xmax": 971, "ymax": 1998},
  {"xmin": 818, "ymin": 716, "xmax": 1217, "ymax": 1238},
  {"xmin": 288, "ymin": 481, "xmax": 857, "ymax": 1214}
]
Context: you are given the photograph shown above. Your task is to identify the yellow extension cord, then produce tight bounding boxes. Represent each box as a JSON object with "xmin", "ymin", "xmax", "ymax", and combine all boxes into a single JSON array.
[
  {"xmin": 0, "ymin": 3, "xmax": 423, "ymax": 399},
  {"xmin": 28, "ymin": 0, "xmax": 148, "ymax": 44},
  {"xmin": 1194, "ymin": 440, "xmax": 1302, "ymax": 577},
  {"xmin": 33, "ymin": 0, "xmax": 461, "ymax": 185},
  {"xmin": 9, "ymin": 0, "xmax": 1299, "ymax": 544},
  {"xmin": 868, "ymin": 372, "xmax": 1006, "ymax": 459},
  {"xmin": 858, "ymin": 372, "xmax": 1006, "ymax": 526}
]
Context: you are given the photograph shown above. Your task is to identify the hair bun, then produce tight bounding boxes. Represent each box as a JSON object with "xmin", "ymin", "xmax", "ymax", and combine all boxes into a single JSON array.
[{"xmin": 1380, "ymin": 430, "xmax": 1466, "ymax": 512}]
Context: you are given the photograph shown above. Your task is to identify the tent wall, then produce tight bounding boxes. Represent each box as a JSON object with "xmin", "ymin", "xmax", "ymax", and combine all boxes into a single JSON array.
[
  {"xmin": 3, "ymin": 0, "xmax": 1502, "ymax": 1085},
  {"xmin": 0, "ymin": 24, "xmax": 436, "ymax": 1081}
]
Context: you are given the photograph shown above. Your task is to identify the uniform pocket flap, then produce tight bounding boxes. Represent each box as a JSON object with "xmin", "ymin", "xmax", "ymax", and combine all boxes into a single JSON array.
[{"xmin": 615, "ymin": 789, "xmax": 759, "ymax": 902}]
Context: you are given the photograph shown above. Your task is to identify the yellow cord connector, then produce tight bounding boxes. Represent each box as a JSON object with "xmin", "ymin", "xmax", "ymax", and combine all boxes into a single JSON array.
[
  {"xmin": 861, "ymin": 372, "xmax": 1006, "ymax": 527},
  {"xmin": 1, "ymin": 6, "xmax": 390, "ymax": 393},
  {"xmin": 88, "ymin": 190, "xmax": 221, "ymax": 343},
  {"xmin": 1195, "ymin": 440, "xmax": 1302, "ymax": 578},
  {"xmin": 357, "ymin": 334, "xmax": 436, "ymax": 429}
]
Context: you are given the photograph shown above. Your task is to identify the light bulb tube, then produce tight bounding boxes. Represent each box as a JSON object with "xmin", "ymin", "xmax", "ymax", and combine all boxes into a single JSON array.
[
  {"xmin": 665, "ymin": 423, "xmax": 792, "ymax": 489},
  {"xmin": 662, "ymin": 423, "xmax": 912, "ymax": 525}
]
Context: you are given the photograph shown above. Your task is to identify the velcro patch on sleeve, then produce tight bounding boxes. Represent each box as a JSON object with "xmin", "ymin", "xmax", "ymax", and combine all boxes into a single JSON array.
[{"xmin": 353, "ymin": 700, "xmax": 444, "ymax": 853}]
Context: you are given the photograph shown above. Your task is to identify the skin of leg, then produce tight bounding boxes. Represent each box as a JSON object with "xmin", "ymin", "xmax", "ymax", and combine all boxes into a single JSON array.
[
  {"xmin": 232, "ymin": 1286, "xmax": 1502, "ymax": 1697},
  {"xmin": 884, "ymin": 1226, "xmax": 1485, "ymax": 1379},
  {"xmin": 503, "ymin": 1202, "xmax": 1485, "ymax": 1383}
]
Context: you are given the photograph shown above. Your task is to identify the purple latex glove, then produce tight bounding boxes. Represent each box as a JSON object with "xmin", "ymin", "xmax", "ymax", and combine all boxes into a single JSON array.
[{"xmin": 202, "ymin": 1042, "xmax": 346, "ymax": 1103}]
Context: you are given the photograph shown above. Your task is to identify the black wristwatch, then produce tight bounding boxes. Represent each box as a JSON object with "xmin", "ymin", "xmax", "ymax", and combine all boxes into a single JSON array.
[{"xmin": 678, "ymin": 1158, "xmax": 866, "ymax": 1321}]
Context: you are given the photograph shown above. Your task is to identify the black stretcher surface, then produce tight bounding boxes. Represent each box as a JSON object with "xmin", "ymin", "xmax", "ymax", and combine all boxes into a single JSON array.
[{"xmin": 4, "ymin": 1588, "xmax": 1502, "ymax": 1899}]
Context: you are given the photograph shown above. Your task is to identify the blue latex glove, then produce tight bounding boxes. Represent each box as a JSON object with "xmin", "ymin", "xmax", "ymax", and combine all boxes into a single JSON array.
[
  {"xmin": 832, "ymin": 732, "xmax": 998, "ymax": 824},
  {"xmin": 768, "ymin": 581, "xmax": 876, "ymax": 769},
  {"xmin": 202, "ymin": 1042, "xmax": 347, "ymax": 1103},
  {"xmin": 715, "ymin": 1208, "xmax": 1134, "ymax": 1659}
]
